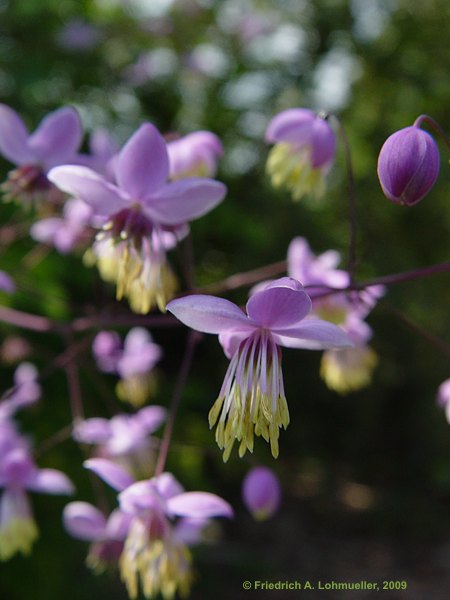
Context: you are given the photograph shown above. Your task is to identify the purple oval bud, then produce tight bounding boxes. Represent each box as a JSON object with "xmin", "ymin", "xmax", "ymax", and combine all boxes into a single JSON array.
[
  {"xmin": 377, "ymin": 126, "xmax": 440, "ymax": 206},
  {"xmin": 242, "ymin": 467, "xmax": 281, "ymax": 520}
]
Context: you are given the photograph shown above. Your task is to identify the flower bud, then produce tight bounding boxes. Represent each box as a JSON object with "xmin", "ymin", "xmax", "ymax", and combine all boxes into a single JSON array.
[
  {"xmin": 377, "ymin": 125, "xmax": 439, "ymax": 206},
  {"xmin": 242, "ymin": 467, "xmax": 281, "ymax": 520}
]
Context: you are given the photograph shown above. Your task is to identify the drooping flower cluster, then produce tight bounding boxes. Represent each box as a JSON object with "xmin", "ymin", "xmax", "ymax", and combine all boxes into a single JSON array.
[
  {"xmin": 74, "ymin": 459, "xmax": 233, "ymax": 599},
  {"xmin": 168, "ymin": 277, "xmax": 352, "ymax": 460},
  {"xmin": 265, "ymin": 108, "xmax": 336, "ymax": 201},
  {"xmin": 48, "ymin": 123, "xmax": 226, "ymax": 313},
  {"xmin": 92, "ymin": 328, "xmax": 162, "ymax": 406}
]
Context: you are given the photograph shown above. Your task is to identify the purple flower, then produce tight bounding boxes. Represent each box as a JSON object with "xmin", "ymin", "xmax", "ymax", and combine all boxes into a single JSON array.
[
  {"xmin": 48, "ymin": 123, "xmax": 226, "ymax": 313},
  {"xmin": 0, "ymin": 447, "xmax": 74, "ymax": 560},
  {"xmin": 167, "ymin": 131, "xmax": 223, "ymax": 179},
  {"xmin": 73, "ymin": 405, "xmax": 166, "ymax": 469},
  {"xmin": 265, "ymin": 109, "xmax": 336, "ymax": 201},
  {"xmin": 242, "ymin": 466, "xmax": 281, "ymax": 520},
  {"xmin": 0, "ymin": 363, "xmax": 41, "ymax": 420},
  {"xmin": 56, "ymin": 18, "xmax": 103, "ymax": 52},
  {"xmin": 0, "ymin": 271, "xmax": 15, "ymax": 294},
  {"xmin": 437, "ymin": 379, "xmax": 450, "ymax": 424},
  {"xmin": 377, "ymin": 124, "xmax": 440, "ymax": 206},
  {"xmin": 167, "ymin": 277, "xmax": 352, "ymax": 460},
  {"xmin": 92, "ymin": 328, "xmax": 162, "ymax": 407},
  {"xmin": 0, "ymin": 105, "xmax": 83, "ymax": 204},
  {"xmin": 63, "ymin": 502, "xmax": 131, "ymax": 572},
  {"xmin": 30, "ymin": 198, "xmax": 94, "ymax": 254},
  {"xmin": 85, "ymin": 459, "xmax": 232, "ymax": 598}
]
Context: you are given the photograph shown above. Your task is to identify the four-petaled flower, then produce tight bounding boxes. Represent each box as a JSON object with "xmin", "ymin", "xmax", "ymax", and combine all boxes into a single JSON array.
[
  {"xmin": 167, "ymin": 277, "xmax": 352, "ymax": 461},
  {"xmin": 85, "ymin": 458, "xmax": 232, "ymax": 600},
  {"xmin": 48, "ymin": 123, "xmax": 226, "ymax": 313}
]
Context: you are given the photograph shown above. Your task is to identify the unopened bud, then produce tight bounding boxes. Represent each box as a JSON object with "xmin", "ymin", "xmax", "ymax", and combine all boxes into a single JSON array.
[{"xmin": 242, "ymin": 466, "xmax": 281, "ymax": 520}]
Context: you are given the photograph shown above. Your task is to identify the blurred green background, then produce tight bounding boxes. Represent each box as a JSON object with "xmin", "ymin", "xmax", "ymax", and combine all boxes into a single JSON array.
[{"xmin": 0, "ymin": 0, "xmax": 449, "ymax": 598}]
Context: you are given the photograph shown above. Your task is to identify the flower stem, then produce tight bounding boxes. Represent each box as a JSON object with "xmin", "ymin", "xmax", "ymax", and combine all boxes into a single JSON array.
[
  {"xmin": 154, "ymin": 330, "xmax": 200, "ymax": 476},
  {"xmin": 414, "ymin": 114, "xmax": 450, "ymax": 152}
]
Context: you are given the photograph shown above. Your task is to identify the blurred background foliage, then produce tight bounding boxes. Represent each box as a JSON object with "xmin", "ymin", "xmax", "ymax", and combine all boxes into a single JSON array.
[{"xmin": 0, "ymin": 0, "xmax": 449, "ymax": 598}]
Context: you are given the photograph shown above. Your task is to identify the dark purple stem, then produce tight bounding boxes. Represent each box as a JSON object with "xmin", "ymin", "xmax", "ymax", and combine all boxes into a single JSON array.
[
  {"xmin": 154, "ymin": 330, "xmax": 200, "ymax": 477},
  {"xmin": 414, "ymin": 114, "xmax": 450, "ymax": 152}
]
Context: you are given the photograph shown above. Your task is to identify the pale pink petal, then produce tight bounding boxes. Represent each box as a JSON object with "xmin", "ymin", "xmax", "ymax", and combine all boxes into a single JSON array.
[
  {"xmin": 84, "ymin": 458, "xmax": 134, "ymax": 491},
  {"xmin": 144, "ymin": 178, "xmax": 226, "ymax": 225},
  {"xmin": 48, "ymin": 166, "xmax": 127, "ymax": 215},
  {"xmin": 63, "ymin": 502, "xmax": 107, "ymax": 541},
  {"xmin": 28, "ymin": 107, "xmax": 83, "ymax": 167},
  {"xmin": 116, "ymin": 123, "xmax": 169, "ymax": 197},
  {"xmin": 28, "ymin": 469, "xmax": 74, "ymax": 495},
  {"xmin": 0, "ymin": 104, "xmax": 33, "ymax": 165},
  {"xmin": 167, "ymin": 492, "xmax": 233, "ymax": 519},
  {"xmin": 167, "ymin": 295, "xmax": 255, "ymax": 334},
  {"xmin": 246, "ymin": 279, "xmax": 311, "ymax": 328},
  {"xmin": 118, "ymin": 480, "xmax": 166, "ymax": 515},
  {"xmin": 154, "ymin": 472, "xmax": 184, "ymax": 500},
  {"xmin": 272, "ymin": 319, "xmax": 353, "ymax": 350},
  {"xmin": 73, "ymin": 418, "xmax": 112, "ymax": 444}
]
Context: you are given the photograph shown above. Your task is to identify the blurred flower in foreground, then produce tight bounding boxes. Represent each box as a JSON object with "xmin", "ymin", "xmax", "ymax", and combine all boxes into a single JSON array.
[
  {"xmin": 0, "ymin": 271, "xmax": 15, "ymax": 294},
  {"xmin": 0, "ymin": 447, "xmax": 74, "ymax": 560},
  {"xmin": 63, "ymin": 502, "xmax": 131, "ymax": 573},
  {"xmin": 287, "ymin": 237, "xmax": 383, "ymax": 394},
  {"xmin": 436, "ymin": 379, "xmax": 450, "ymax": 423},
  {"xmin": 377, "ymin": 121, "xmax": 440, "ymax": 206},
  {"xmin": 167, "ymin": 277, "xmax": 352, "ymax": 461},
  {"xmin": 167, "ymin": 131, "xmax": 223, "ymax": 179},
  {"xmin": 265, "ymin": 109, "xmax": 336, "ymax": 201},
  {"xmin": 73, "ymin": 405, "xmax": 166, "ymax": 478},
  {"xmin": 85, "ymin": 459, "xmax": 232, "ymax": 599},
  {"xmin": 49, "ymin": 123, "xmax": 226, "ymax": 313},
  {"xmin": 92, "ymin": 329, "xmax": 162, "ymax": 407},
  {"xmin": 0, "ymin": 105, "xmax": 83, "ymax": 206},
  {"xmin": 56, "ymin": 18, "xmax": 103, "ymax": 52},
  {"xmin": 242, "ymin": 466, "xmax": 281, "ymax": 520}
]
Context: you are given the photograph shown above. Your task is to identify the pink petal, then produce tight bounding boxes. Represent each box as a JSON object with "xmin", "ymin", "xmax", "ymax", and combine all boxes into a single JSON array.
[
  {"xmin": 272, "ymin": 319, "xmax": 353, "ymax": 350},
  {"xmin": 0, "ymin": 104, "xmax": 33, "ymax": 165},
  {"xmin": 84, "ymin": 458, "xmax": 134, "ymax": 491},
  {"xmin": 63, "ymin": 502, "xmax": 107, "ymax": 541},
  {"xmin": 167, "ymin": 295, "xmax": 254, "ymax": 334},
  {"xmin": 167, "ymin": 492, "xmax": 233, "ymax": 519},
  {"xmin": 154, "ymin": 472, "xmax": 184, "ymax": 500},
  {"xmin": 246, "ymin": 279, "xmax": 312, "ymax": 329},
  {"xmin": 28, "ymin": 107, "xmax": 83, "ymax": 167},
  {"xmin": 265, "ymin": 108, "xmax": 315, "ymax": 144},
  {"xmin": 116, "ymin": 123, "xmax": 169, "ymax": 198},
  {"xmin": 144, "ymin": 178, "xmax": 226, "ymax": 225},
  {"xmin": 118, "ymin": 480, "xmax": 166, "ymax": 515},
  {"xmin": 48, "ymin": 165, "xmax": 126, "ymax": 215},
  {"xmin": 105, "ymin": 509, "xmax": 132, "ymax": 540},
  {"xmin": 28, "ymin": 469, "xmax": 75, "ymax": 495},
  {"xmin": 135, "ymin": 406, "xmax": 167, "ymax": 434},
  {"xmin": 73, "ymin": 418, "xmax": 112, "ymax": 444}
]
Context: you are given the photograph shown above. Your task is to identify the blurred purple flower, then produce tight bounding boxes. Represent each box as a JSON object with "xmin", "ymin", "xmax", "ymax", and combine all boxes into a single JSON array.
[
  {"xmin": 377, "ymin": 124, "xmax": 440, "ymax": 206},
  {"xmin": 56, "ymin": 18, "xmax": 103, "ymax": 52},
  {"xmin": 242, "ymin": 466, "xmax": 281, "ymax": 520},
  {"xmin": 167, "ymin": 277, "xmax": 351, "ymax": 460},
  {"xmin": 49, "ymin": 123, "xmax": 226, "ymax": 313},
  {"xmin": 30, "ymin": 198, "xmax": 94, "ymax": 254},
  {"xmin": 92, "ymin": 331, "xmax": 122, "ymax": 374},
  {"xmin": 63, "ymin": 502, "xmax": 131, "ymax": 572},
  {"xmin": 265, "ymin": 109, "xmax": 336, "ymax": 201},
  {"xmin": 0, "ymin": 271, "xmax": 15, "ymax": 294},
  {"xmin": 73, "ymin": 405, "xmax": 166, "ymax": 458},
  {"xmin": 0, "ymin": 363, "xmax": 40, "ymax": 420},
  {"xmin": 167, "ymin": 131, "xmax": 223, "ymax": 179},
  {"xmin": 85, "ymin": 459, "xmax": 232, "ymax": 598},
  {"xmin": 0, "ymin": 105, "xmax": 83, "ymax": 204},
  {"xmin": 437, "ymin": 379, "xmax": 450, "ymax": 424},
  {"xmin": 0, "ymin": 447, "xmax": 74, "ymax": 560}
]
